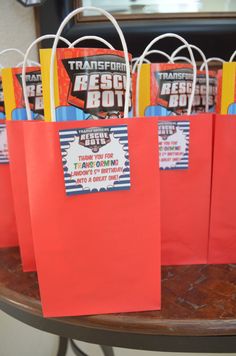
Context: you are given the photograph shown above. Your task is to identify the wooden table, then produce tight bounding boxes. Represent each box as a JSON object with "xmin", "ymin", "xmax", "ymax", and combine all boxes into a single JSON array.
[{"xmin": 1, "ymin": 247, "xmax": 236, "ymax": 355}]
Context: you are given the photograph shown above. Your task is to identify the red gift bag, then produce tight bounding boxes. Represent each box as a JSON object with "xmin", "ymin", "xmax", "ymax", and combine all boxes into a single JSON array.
[
  {"xmin": 5, "ymin": 35, "xmax": 72, "ymax": 271},
  {"xmin": 208, "ymin": 114, "xmax": 236, "ymax": 263},
  {"xmin": 7, "ymin": 121, "xmax": 36, "ymax": 270},
  {"xmin": 158, "ymin": 114, "xmax": 213, "ymax": 265},
  {"xmin": 134, "ymin": 34, "xmax": 214, "ymax": 265},
  {"xmin": 21, "ymin": 6, "xmax": 160, "ymax": 317},
  {"xmin": 0, "ymin": 120, "xmax": 18, "ymax": 247},
  {"xmin": 23, "ymin": 118, "xmax": 161, "ymax": 317}
]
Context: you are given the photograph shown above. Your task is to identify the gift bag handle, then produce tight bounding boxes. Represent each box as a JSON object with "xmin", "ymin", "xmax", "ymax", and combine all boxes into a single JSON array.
[
  {"xmin": 172, "ymin": 56, "xmax": 193, "ymax": 65},
  {"xmin": 171, "ymin": 44, "xmax": 209, "ymax": 112},
  {"xmin": 200, "ymin": 57, "xmax": 225, "ymax": 69},
  {"xmin": 0, "ymin": 48, "xmax": 31, "ymax": 68},
  {"xmin": 132, "ymin": 57, "xmax": 150, "ymax": 66},
  {"xmin": 50, "ymin": 6, "xmax": 131, "ymax": 122},
  {"xmin": 22, "ymin": 35, "xmax": 71, "ymax": 121},
  {"xmin": 229, "ymin": 51, "xmax": 236, "ymax": 62},
  {"xmin": 16, "ymin": 60, "xmax": 41, "ymax": 67},
  {"xmin": 0, "ymin": 48, "xmax": 34, "ymax": 71},
  {"xmin": 132, "ymin": 50, "xmax": 173, "ymax": 73},
  {"xmin": 136, "ymin": 33, "xmax": 197, "ymax": 117},
  {"xmin": 69, "ymin": 36, "xmax": 114, "ymax": 49},
  {"xmin": 0, "ymin": 48, "xmax": 25, "ymax": 58}
]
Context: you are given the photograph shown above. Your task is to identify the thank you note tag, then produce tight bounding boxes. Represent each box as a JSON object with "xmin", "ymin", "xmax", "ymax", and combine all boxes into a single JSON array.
[
  {"xmin": 158, "ymin": 121, "xmax": 190, "ymax": 170},
  {"xmin": 0, "ymin": 124, "xmax": 9, "ymax": 164},
  {"xmin": 60, "ymin": 125, "xmax": 130, "ymax": 195}
]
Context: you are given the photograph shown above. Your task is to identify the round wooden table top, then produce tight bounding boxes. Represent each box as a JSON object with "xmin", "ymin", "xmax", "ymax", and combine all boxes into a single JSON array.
[{"xmin": 1, "ymin": 247, "xmax": 236, "ymax": 353}]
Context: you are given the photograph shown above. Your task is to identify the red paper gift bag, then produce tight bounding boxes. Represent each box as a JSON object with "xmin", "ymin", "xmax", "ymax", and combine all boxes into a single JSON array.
[
  {"xmin": 158, "ymin": 114, "xmax": 213, "ymax": 265},
  {"xmin": 0, "ymin": 120, "xmax": 18, "ymax": 247},
  {"xmin": 4, "ymin": 35, "xmax": 71, "ymax": 271},
  {"xmin": 133, "ymin": 34, "xmax": 214, "ymax": 265},
  {"xmin": 23, "ymin": 117, "xmax": 161, "ymax": 317},
  {"xmin": 208, "ymin": 114, "xmax": 236, "ymax": 263},
  {"xmin": 7, "ymin": 121, "xmax": 36, "ymax": 270}
]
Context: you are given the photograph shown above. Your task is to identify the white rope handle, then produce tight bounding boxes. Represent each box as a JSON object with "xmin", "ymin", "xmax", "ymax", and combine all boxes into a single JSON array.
[
  {"xmin": 132, "ymin": 50, "xmax": 173, "ymax": 73},
  {"xmin": 172, "ymin": 56, "xmax": 193, "ymax": 65},
  {"xmin": 0, "ymin": 48, "xmax": 31, "ymax": 67},
  {"xmin": 50, "ymin": 6, "xmax": 130, "ymax": 122},
  {"xmin": 136, "ymin": 33, "xmax": 197, "ymax": 117},
  {"xmin": 0, "ymin": 48, "xmax": 25, "ymax": 57},
  {"xmin": 132, "ymin": 57, "xmax": 150, "ymax": 64},
  {"xmin": 171, "ymin": 44, "xmax": 209, "ymax": 112},
  {"xmin": 70, "ymin": 36, "xmax": 114, "ymax": 49},
  {"xmin": 16, "ymin": 60, "xmax": 41, "ymax": 67},
  {"xmin": 22, "ymin": 35, "xmax": 71, "ymax": 121},
  {"xmin": 229, "ymin": 51, "xmax": 236, "ymax": 62},
  {"xmin": 200, "ymin": 57, "xmax": 225, "ymax": 70}
]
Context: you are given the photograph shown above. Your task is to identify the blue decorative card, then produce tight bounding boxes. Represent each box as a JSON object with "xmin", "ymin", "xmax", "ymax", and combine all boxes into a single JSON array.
[
  {"xmin": 59, "ymin": 125, "xmax": 130, "ymax": 195},
  {"xmin": 0, "ymin": 124, "xmax": 9, "ymax": 164},
  {"xmin": 158, "ymin": 121, "xmax": 190, "ymax": 170}
]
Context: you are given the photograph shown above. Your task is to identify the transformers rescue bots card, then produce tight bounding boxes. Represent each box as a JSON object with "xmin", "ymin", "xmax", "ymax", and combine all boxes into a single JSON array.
[
  {"xmin": 40, "ymin": 48, "xmax": 132, "ymax": 122},
  {"xmin": 1, "ymin": 66, "xmax": 43, "ymax": 120},
  {"xmin": 137, "ymin": 63, "xmax": 217, "ymax": 117}
]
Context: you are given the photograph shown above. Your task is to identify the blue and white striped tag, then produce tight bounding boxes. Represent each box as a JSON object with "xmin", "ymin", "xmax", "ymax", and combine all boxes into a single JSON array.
[
  {"xmin": 158, "ymin": 121, "xmax": 190, "ymax": 170},
  {"xmin": 59, "ymin": 125, "xmax": 130, "ymax": 196},
  {"xmin": 0, "ymin": 124, "xmax": 9, "ymax": 164}
]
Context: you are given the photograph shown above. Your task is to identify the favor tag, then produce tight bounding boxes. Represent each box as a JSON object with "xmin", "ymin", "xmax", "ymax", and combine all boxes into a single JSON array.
[
  {"xmin": 0, "ymin": 124, "xmax": 9, "ymax": 163},
  {"xmin": 158, "ymin": 121, "xmax": 190, "ymax": 170},
  {"xmin": 59, "ymin": 125, "xmax": 130, "ymax": 195},
  {"xmin": 0, "ymin": 78, "xmax": 5, "ymax": 119}
]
